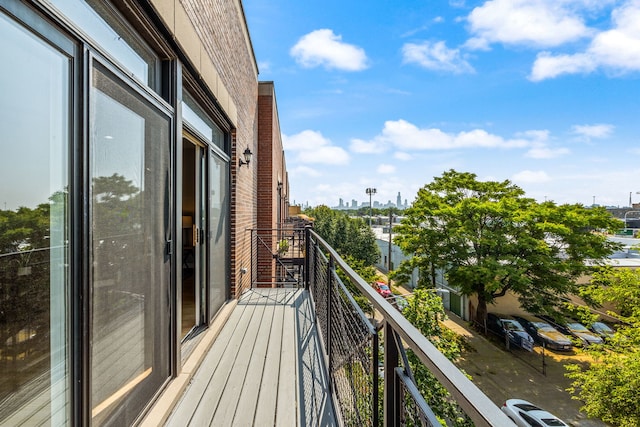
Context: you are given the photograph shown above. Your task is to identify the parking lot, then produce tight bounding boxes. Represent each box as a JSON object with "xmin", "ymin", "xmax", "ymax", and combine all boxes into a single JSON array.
[{"xmin": 442, "ymin": 312, "xmax": 609, "ymax": 426}]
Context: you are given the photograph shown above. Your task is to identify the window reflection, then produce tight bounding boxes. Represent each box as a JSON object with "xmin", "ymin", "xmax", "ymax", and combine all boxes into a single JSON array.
[
  {"xmin": 183, "ymin": 92, "xmax": 226, "ymax": 152},
  {"xmin": 90, "ymin": 62, "xmax": 170, "ymax": 425},
  {"xmin": 51, "ymin": 0, "xmax": 156, "ymax": 86},
  {"xmin": 208, "ymin": 152, "xmax": 229, "ymax": 316},
  {"xmin": 0, "ymin": 11, "xmax": 70, "ymax": 426}
]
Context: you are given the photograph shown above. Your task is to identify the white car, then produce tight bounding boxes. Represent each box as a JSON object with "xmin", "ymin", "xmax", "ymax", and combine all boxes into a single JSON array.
[{"xmin": 501, "ymin": 399, "xmax": 568, "ymax": 426}]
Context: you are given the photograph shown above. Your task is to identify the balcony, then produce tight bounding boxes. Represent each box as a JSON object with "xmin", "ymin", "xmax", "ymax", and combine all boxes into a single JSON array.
[{"xmin": 144, "ymin": 226, "xmax": 513, "ymax": 426}]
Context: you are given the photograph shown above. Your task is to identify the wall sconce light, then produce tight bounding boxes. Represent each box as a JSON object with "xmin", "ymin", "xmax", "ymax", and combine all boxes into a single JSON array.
[{"xmin": 238, "ymin": 147, "xmax": 253, "ymax": 168}]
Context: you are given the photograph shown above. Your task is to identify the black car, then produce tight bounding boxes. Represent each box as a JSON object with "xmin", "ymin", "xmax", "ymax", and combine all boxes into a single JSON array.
[
  {"xmin": 513, "ymin": 315, "xmax": 573, "ymax": 351},
  {"xmin": 536, "ymin": 315, "xmax": 603, "ymax": 347},
  {"xmin": 486, "ymin": 313, "xmax": 534, "ymax": 351}
]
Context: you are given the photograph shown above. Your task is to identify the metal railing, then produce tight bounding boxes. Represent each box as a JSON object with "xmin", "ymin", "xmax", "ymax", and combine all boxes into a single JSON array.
[
  {"xmin": 250, "ymin": 225, "xmax": 306, "ymax": 288},
  {"xmin": 305, "ymin": 227, "xmax": 514, "ymax": 427}
]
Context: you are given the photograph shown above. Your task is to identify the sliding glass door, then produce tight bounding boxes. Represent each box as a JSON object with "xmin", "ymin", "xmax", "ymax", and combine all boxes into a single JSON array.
[
  {"xmin": 0, "ymin": 7, "xmax": 73, "ymax": 425},
  {"xmin": 89, "ymin": 60, "xmax": 171, "ymax": 426}
]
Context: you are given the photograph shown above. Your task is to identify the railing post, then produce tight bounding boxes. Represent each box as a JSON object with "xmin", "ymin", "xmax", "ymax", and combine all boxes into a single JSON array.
[
  {"xmin": 250, "ymin": 229, "xmax": 254, "ymax": 289},
  {"xmin": 372, "ymin": 326, "xmax": 380, "ymax": 427},
  {"xmin": 304, "ymin": 225, "xmax": 311, "ymax": 290},
  {"xmin": 384, "ymin": 321, "xmax": 400, "ymax": 427},
  {"xmin": 327, "ymin": 254, "xmax": 334, "ymax": 389}
]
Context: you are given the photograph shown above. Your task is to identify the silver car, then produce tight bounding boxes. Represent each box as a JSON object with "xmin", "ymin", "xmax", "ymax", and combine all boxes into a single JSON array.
[{"xmin": 502, "ymin": 399, "xmax": 568, "ymax": 427}]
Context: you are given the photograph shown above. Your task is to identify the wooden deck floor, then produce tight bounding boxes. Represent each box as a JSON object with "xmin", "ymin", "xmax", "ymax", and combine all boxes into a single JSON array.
[{"xmin": 165, "ymin": 288, "xmax": 336, "ymax": 426}]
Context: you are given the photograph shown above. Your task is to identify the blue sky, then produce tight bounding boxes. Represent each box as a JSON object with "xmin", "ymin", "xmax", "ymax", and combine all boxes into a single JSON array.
[{"xmin": 243, "ymin": 0, "xmax": 640, "ymax": 209}]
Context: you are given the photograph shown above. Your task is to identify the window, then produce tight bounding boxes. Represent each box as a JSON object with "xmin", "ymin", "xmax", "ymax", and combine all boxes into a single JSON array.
[
  {"xmin": 0, "ymin": 8, "xmax": 72, "ymax": 425},
  {"xmin": 208, "ymin": 150, "xmax": 229, "ymax": 317},
  {"xmin": 51, "ymin": 0, "xmax": 158, "ymax": 87},
  {"xmin": 89, "ymin": 60, "xmax": 170, "ymax": 425},
  {"xmin": 183, "ymin": 91, "xmax": 227, "ymax": 152}
]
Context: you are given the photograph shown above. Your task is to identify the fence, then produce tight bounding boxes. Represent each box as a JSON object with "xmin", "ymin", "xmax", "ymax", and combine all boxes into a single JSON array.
[{"xmin": 305, "ymin": 227, "xmax": 513, "ymax": 426}]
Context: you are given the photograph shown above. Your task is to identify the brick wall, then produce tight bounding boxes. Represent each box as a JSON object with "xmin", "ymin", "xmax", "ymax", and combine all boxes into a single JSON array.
[
  {"xmin": 256, "ymin": 82, "xmax": 288, "ymax": 286},
  {"xmin": 176, "ymin": 0, "xmax": 259, "ymax": 297}
]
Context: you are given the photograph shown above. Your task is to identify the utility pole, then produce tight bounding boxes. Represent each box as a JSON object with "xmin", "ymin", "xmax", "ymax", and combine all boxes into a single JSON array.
[
  {"xmin": 366, "ymin": 187, "xmax": 376, "ymax": 226},
  {"xmin": 388, "ymin": 209, "xmax": 393, "ymax": 272}
]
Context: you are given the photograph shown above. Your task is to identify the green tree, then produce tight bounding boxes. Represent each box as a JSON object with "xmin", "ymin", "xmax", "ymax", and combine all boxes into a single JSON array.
[
  {"xmin": 393, "ymin": 170, "xmax": 621, "ymax": 324},
  {"xmin": 402, "ymin": 289, "xmax": 471, "ymax": 426},
  {"xmin": 306, "ymin": 205, "xmax": 380, "ymax": 265},
  {"xmin": 0, "ymin": 191, "xmax": 68, "ymax": 381},
  {"xmin": 566, "ymin": 268, "xmax": 640, "ymax": 426}
]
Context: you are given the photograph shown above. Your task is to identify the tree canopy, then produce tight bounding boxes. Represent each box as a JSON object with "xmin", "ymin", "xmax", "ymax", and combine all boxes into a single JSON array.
[
  {"xmin": 566, "ymin": 267, "xmax": 640, "ymax": 426},
  {"xmin": 305, "ymin": 205, "xmax": 379, "ymax": 266},
  {"xmin": 393, "ymin": 170, "xmax": 622, "ymax": 323}
]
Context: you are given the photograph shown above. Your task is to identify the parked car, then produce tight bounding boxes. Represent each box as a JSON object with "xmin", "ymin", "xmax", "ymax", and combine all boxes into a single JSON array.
[
  {"xmin": 590, "ymin": 321, "xmax": 616, "ymax": 340},
  {"xmin": 536, "ymin": 315, "xmax": 603, "ymax": 346},
  {"xmin": 486, "ymin": 313, "xmax": 534, "ymax": 351},
  {"xmin": 513, "ymin": 315, "xmax": 573, "ymax": 351},
  {"xmin": 394, "ymin": 295, "xmax": 408, "ymax": 311},
  {"xmin": 502, "ymin": 399, "xmax": 568, "ymax": 427},
  {"xmin": 372, "ymin": 281, "xmax": 392, "ymax": 298}
]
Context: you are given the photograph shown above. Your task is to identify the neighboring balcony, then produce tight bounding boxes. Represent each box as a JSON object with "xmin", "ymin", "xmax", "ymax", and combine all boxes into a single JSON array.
[{"xmin": 146, "ymin": 225, "xmax": 514, "ymax": 426}]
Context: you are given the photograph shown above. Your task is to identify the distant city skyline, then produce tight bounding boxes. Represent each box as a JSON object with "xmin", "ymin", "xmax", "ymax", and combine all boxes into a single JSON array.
[{"xmin": 333, "ymin": 191, "xmax": 409, "ymax": 210}]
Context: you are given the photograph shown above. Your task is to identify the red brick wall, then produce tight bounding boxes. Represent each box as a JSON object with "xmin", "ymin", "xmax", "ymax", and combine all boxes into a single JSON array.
[{"xmin": 256, "ymin": 82, "xmax": 288, "ymax": 286}]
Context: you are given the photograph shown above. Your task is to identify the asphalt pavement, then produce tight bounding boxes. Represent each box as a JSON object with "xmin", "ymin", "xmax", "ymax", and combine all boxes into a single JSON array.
[{"xmin": 442, "ymin": 312, "xmax": 609, "ymax": 427}]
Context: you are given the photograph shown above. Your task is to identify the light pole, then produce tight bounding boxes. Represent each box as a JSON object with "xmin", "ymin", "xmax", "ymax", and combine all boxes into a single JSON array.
[
  {"xmin": 388, "ymin": 209, "xmax": 393, "ymax": 272},
  {"xmin": 366, "ymin": 187, "xmax": 376, "ymax": 226}
]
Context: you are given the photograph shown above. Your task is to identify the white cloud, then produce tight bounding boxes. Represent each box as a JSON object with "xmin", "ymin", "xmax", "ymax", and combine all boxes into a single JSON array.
[
  {"xmin": 369, "ymin": 120, "xmax": 529, "ymax": 151},
  {"xmin": 350, "ymin": 138, "xmax": 385, "ymax": 154},
  {"xmin": 283, "ymin": 130, "xmax": 350, "ymax": 165},
  {"xmin": 516, "ymin": 129, "xmax": 550, "ymax": 141},
  {"xmin": 571, "ymin": 124, "xmax": 615, "ymax": 139},
  {"xmin": 530, "ymin": 2, "xmax": 640, "ymax": 80},
  {"xmin": 352, "ymin": 121, "xmax": 573, "ymax": 162},
  {"xmin": 394, "ymin": 152, "xmax": 412, "ymax": 161},
  {"xmin": 513, "ymin": 130, "xmax": 569, "ymax": 158},
  {"xmin": 377, "ymin": 164, "xmax": 396, "ymax": 174},
  {"xmin": 466, "ymin": 0, "xmax": 591, "ymax": 49},
  {"xmin": 529, "ymin": 52, "xmax": 596, "ymax": 81},
  {"xmin": 402, "ymin": 41, "xmax": 475, "ymax": 74},
  {"xmin": 290, "ymin": 29, "xmax": 368, "ymax": 71},
  {"xmin": 525, "ymin": 145, "xmax": 570, "ymax": 159},
  {"xmin": 512, "ymin": 170, "xmax": 552, "ymax": 183},
  {"xmin": 290, "ymin": 166, "xmax": 322, "ymax": 177}
]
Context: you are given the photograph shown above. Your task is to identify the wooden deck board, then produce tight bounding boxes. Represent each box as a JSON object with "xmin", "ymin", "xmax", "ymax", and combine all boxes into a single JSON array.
[
  {"xmin": 228, "ymin": 295, "xmax": 277, "ymax": 425},
  {"xmin": 211, "ymin": 293, "xmax": 273, "ymax": 425},
  {"xmin": 253, "ymin": 292, "xmax": 286, "ymax": 426},
  {"xmin": 187, "ymin": 292, "xmax": 261, "ymax": 426},
  {"xmin": 165, "ymin": 289, "xmax": 335, "ymax": 427},
  {"xmin": 276, "ymin": 292, "xmax": 298, "ymax": 426},
  {"xmin": 166, "ymin": 291, "xmax": 259, "ymax": 425}
]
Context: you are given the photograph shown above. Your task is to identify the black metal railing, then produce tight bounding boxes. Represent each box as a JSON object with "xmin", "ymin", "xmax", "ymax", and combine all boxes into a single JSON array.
[
  {"xmin": 305, "ymin": 227, "xmax": 514, "ymax": 427},
  {"xmin": 250, "ymin": 225, "xmax": 306, "ymax": 288}
]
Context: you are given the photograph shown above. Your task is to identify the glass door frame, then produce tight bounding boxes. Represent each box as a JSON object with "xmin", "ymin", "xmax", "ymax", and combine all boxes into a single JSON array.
[
  {"xmin": 86, "ymin": 50, "xmax": 174, "ymax": 426},
  {"xmin": 181, "ymin": 131, "xmax": 209, "ymax": 341},
  {"xmin": 0, "ymin": 2, "xmax": 78, "ymax": 425}
]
